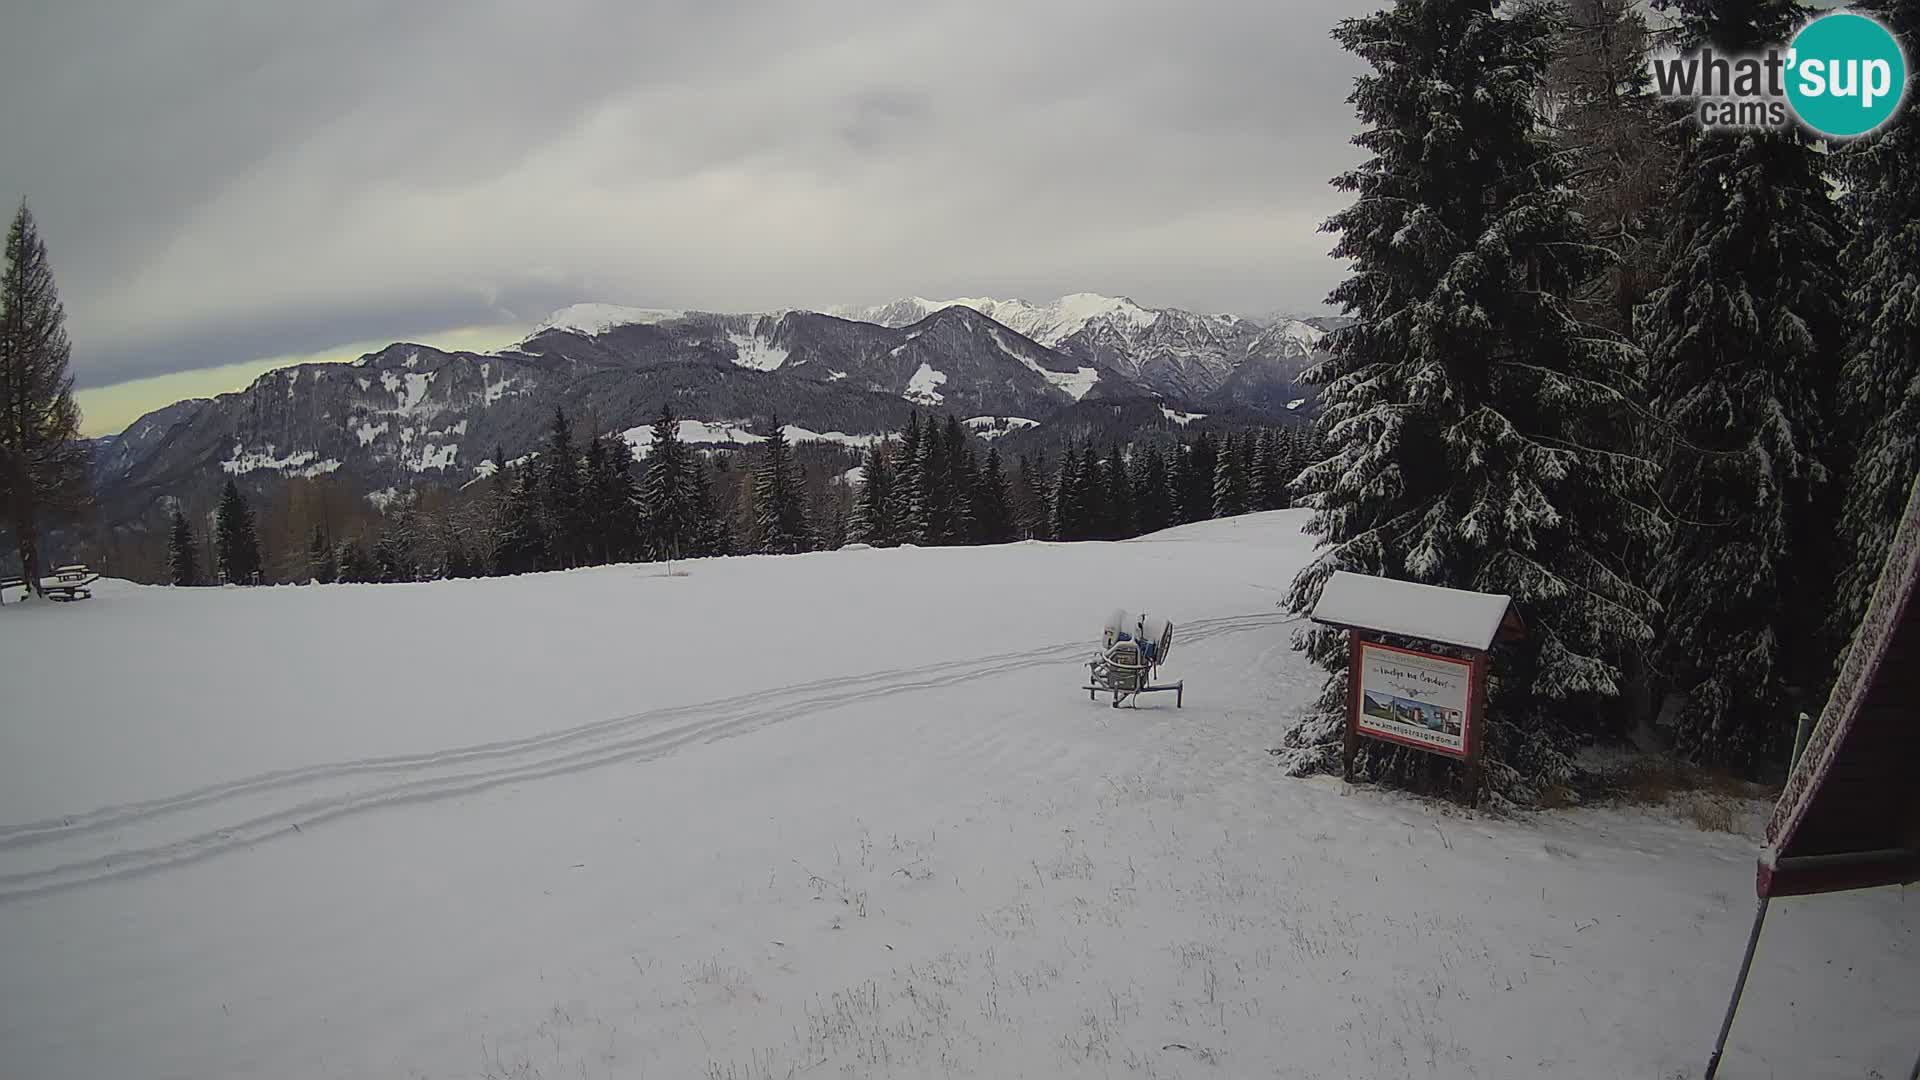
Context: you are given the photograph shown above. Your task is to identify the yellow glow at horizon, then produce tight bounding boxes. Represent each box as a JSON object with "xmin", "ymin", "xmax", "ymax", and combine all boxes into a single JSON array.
[{"xmin": 74, "ymin": 323, "xmax": 531, "ymax": 437}]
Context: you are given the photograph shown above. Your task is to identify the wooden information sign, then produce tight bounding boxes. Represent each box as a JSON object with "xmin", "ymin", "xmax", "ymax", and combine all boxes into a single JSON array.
[{"xmin": 1309, "ymin": 571, "xmax": 1520, "ymax": 804}]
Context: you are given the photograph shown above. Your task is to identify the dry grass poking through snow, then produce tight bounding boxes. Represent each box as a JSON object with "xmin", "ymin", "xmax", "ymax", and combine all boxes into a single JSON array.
[{"xmin": 1577, "ymin": 753, "xmax": 1777, "ymax": 835}]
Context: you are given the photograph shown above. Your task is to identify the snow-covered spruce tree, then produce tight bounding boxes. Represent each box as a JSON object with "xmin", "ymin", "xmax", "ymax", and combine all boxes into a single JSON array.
[
  {"xmin": 1077, "ymin": 441, "xmax": 1108, "ymax": 540},
  {"xmin": 1184, "ymin": 434, "xmax": 1219, "ymax": 522},
  {"xmin": 811, "ymin": 483, "xmax": 850, "ymax": 551},
  {"xmin": 1051, "ymin": 447, "xmax": 1084, "ymax": 540},
  {"xmin": 1250, "ymin": 430, "xmax": 1277, "ymax": 510},
  {"xmin": 336, "ymin": 536, "xmax": 378, "ymax": 583},
  {"xmin": 1235, "ymin": 432, "xmax": 1257, "ymax": 510},
  {"xmin": 1830, "ymin": 0, "xmax": 1920, "ymax": 651},
  {"xmin": 492, "ymin": 466, "xmax": 545, "ymax": 575},
  {"xmin": 1167, "ymin": 443, "xmax": 1193, "ymax": 524},
  {"xmin": 1544, "ymin": 0, "xmax": 1676, "ymax": 334},
  {"xmin": 850, "ymin": 438, "xmax": 895, "ymax": 546},
  {"xmin": 973, "ymin": 446, "xmax": 1015, "ymax": 544},
  {"xmin": 0, "ymin": 202, "xmax": 90, "ymax": 592},
  {"xmin": 1280, "ymin": 0, "xmax": 1661, "ymax": 804},
  {"xmin": 1132, "ymin": 442, "xmax": 1175, "ymax": 535},
  {"xmin": 307, "ymin": 525, "xmax": 334, "ymax": 584},
  {"xmin": 168, "ymin": 507, "xmax": 200, "ymax": 586},
  {"xmin": 943, "ymin": 416, "xmax": 976, "ymax": 544},
  {"xmin": 1212, "ymin": 432, "xmax": 1248, "ymax": 519},
  {"xmin": 1020, "ymin": 450, "xmax": 1052, "ymax": 540},
  {"xmin": 1641, "ymin": 0, "xmax": 1851, "ymax": 768},
  {"xmin": 692, "ymin": 456, "xmax": 733, "ymax": 558},
  {"xmin": 642, "ymin": 404, "xmax": 701, "ymax": 562},
  {"xmin": 891, "ymin": 412, "xmax": 927, "ymax": 544},
  {"xmin": 600, "ymin": 432, "xmax": 642, "ymax": 561},
  {"xmin": 215, "ymin": 479, "xmax": 262, "ymax": 584},
  {"xmin": 753, "ymin": 416, "xmax": 810, "ymax": 554},
  {"xmin": 1103, "ymin": 442, "xmax": 1134, "ymax": 539}
]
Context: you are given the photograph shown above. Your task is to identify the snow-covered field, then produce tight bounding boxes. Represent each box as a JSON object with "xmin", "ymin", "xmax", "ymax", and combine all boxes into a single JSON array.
[{"xmin": 1, "ymin": 512, "xmax": 1914, "ymax": 1079}]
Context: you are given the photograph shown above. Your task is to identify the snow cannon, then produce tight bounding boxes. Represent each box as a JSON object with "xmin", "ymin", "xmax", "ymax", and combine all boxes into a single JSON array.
[{"xmin": 1086, "ymin": 611, "xmax": 1183, "ymax": 709}]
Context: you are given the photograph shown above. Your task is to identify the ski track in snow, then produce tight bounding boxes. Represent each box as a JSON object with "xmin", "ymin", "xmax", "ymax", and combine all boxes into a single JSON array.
[{"xmin": 0, "ymin": 612, "xmax": 1297, "ymax": 904}]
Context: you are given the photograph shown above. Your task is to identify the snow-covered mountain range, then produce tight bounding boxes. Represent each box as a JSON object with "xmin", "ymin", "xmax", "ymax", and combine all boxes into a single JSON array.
[
  {"xmin": 832, "ymin": 293, "xmax": 1328, "ymax": 404},
  {"xmin": 87, "ymin": 293, "xmax": 1336, "ymax": 532}
]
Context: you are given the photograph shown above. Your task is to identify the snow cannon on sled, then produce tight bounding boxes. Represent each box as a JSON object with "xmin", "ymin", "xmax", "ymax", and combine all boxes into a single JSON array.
[{"xmin": 1084, "ymin": 610, "xmax": 1183, "ymax": 709}]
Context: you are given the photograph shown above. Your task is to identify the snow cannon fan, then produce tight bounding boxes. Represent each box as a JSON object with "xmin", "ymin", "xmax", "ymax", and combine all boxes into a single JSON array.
[{"xmin": 1085, "ymin": 611, "xmax": 1183, "ymax": 709}]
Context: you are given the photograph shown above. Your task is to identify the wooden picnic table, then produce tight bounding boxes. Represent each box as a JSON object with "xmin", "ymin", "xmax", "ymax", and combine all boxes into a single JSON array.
[{"xmin": 0, "ymin": 566, "xmax": 100, "ymax": 602}]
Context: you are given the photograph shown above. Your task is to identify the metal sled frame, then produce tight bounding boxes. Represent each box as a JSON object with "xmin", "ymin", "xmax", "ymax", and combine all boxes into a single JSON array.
[{"xmin": 1084, "ymin": 641, "xmax": 1183, "ymax": 709}]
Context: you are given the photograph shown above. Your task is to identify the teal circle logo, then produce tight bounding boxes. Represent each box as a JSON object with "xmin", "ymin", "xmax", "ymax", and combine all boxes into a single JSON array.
[{"xmin": 1786, "ymin": 12, "xmax": 1908, "ymax": 137}]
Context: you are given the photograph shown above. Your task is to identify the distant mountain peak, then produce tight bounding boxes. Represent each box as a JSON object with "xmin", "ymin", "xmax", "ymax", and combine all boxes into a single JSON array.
[{"xmin": 532, "ymin": 303, "xmax": 696, "ymax": 338}]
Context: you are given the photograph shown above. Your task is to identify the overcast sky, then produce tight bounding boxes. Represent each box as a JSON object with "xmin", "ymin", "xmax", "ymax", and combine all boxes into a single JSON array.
[{"xmin": 2, "ymin": 0, "xmax": 1364, "ymax": 434}]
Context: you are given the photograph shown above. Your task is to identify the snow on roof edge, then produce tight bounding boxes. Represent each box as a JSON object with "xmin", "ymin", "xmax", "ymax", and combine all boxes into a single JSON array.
[{"xmin": 1309, "ymin": 570, "xmax": 1513, "ymax": 652}]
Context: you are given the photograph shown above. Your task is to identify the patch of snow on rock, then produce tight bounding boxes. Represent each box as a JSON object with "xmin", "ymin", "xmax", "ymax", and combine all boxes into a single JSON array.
[
  {"xmin": 411, "ymin": 444, "xmax": 459, "ymax": 472},
  {"xmin": 729, "ymin": 331, "xmax": 790, "ymax": 372},
  {"xmin": 905, "ymin": 363, "xmax": 948, "ymax": 405},
  {"xmin": 223, "ymin": 443, "xmax": 339, "ymax": 478}
]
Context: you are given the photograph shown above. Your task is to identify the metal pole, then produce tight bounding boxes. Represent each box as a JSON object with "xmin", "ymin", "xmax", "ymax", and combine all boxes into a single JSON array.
[
  {"xmin": 1790, "ymin": 711, "xmax": 1814, "ymax": 771},
  {"xmin": 1907, "ymin": 1044, "xmax": 1918, "ymax": 1080},
  {"xmin": 1703, "ymin": 896, "xmax": 1771, "ymax": 1080}
]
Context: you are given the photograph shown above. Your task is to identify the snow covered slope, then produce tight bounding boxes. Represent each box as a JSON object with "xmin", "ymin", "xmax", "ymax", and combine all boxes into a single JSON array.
[{"xmin": 2, "ymin": 512, "xmax": 1911, "ymax": 1079}]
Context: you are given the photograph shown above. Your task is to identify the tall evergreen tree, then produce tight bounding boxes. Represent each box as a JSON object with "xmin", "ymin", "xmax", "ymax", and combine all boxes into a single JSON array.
[
  {"xmin": 1272, "ymin": 427, "xmax": 1302, "ymax": 502},
  {"xmin": 215, "ymin": 479, "xmax": 262, "ymax": 584},
  {"xmin": 1185, "ymin": 434, "xmax": 1219, "ymax": 521},
  {"xmin": 812, "ymin": 484, "xmax": 850, "ymax": 550},
  {"xmin": 1544, "ymin": 0, "xmax": 1674, "ymax": 334},
  {"xmin": 891, "ymin": 413, "xmax": 927, "ymax": 544},
  {"xmin": 493, "ymin": 467, "xmax": 544, "ymax": 575},
  {"xmin": 168, "ymin": 507, "xmax": 200, "ymax": 586},
  {"xmin": 581, "ymin": 434, "xmax": 615, "ymax": 565},
  {"xmin": 1249, "ymin": 429, "xmax": 1274, "ymax": 510},
  {"xmin": 642, "ymin": 404, "xmax": 701, "ymax": 562},
  {"xmin": 1051, "ymin": 447, "xmax": 1085, "ymax": 540},
  {"xmin": 1640, "ymin": 0, "xmax": 1852, "ymax": 767},
  {"xmin": 1213, "ymin": 432, "xmax": 1249, "ymax": 518},
  {"xmin": 918, "ymin": 417, "xmax": 954, "ymax": 543},
  {"xmin": 590, "ymin": 432, "xmax": 640, "ymax": 563},
  {"xmin": 695, "ymin": 455, "xmax": 734, "ymax": 557},
  {"xmin": 308, "ymin": 525, "xmax": 335, "ymax": 584},
  {"xmin": 1104, "ymin": 442, "xmax": 1134, "ymax": 538},
  {"xmin": 1018, "ymin": 450, "xmax": 1051, "ymax": 540},
  {"xmin": 374, "ymin": 500, "xmax": 421, "ymax": 583},
  {"xmin": 540, "ymin": 408, "xmax": 585, "ymax": 568},
  {"xmin": 1131, "ymin": 442, "xmax": 1175, "ymax": 535},
  {"xmin": 1830, "ymin": 0, "xmax": 1920, "ymax": 649},
  {"xmin": 1167, "ymin": 443, "xmax": 1193, "ymax": 524},
  {"xmin": 753, "ymin": 416, "xmax": 810, "ymax": 553},
  {"xmin": 1281, "ymin": 0, "xmax": 1661, "ymax": 801},
  {"xmin": 336, "ymin": 536, "xmax": 378, "ymax": 583},
  {"xmin": 0, "ymin": 202, "xmax": 90, "ymax": 593},
  {"xmin": 850, "ymin": 438, "xmax": 896, "ymax": 546},
  {"xmin": 1077, "ymin": 441, "xmax": 1108, "ymax": 540},
  {"xmin": 973, "ymin": 446, "xmax": 1015, "ymax": 544},
  {"xmin": 944, "ymin": 415, "xmax": 976, "ymax": 544}
]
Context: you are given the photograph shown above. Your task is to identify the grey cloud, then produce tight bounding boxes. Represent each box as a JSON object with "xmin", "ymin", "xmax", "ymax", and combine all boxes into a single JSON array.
[{"xmin": 0, "ymin": 0, "xmax": 1365, "ymax": 390}]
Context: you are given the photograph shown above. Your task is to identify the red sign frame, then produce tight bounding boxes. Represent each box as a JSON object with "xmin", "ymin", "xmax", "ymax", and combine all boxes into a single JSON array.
[{"xmin": 1344, "ymin": 633, "xmax": 1489, "ymax": 799}]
